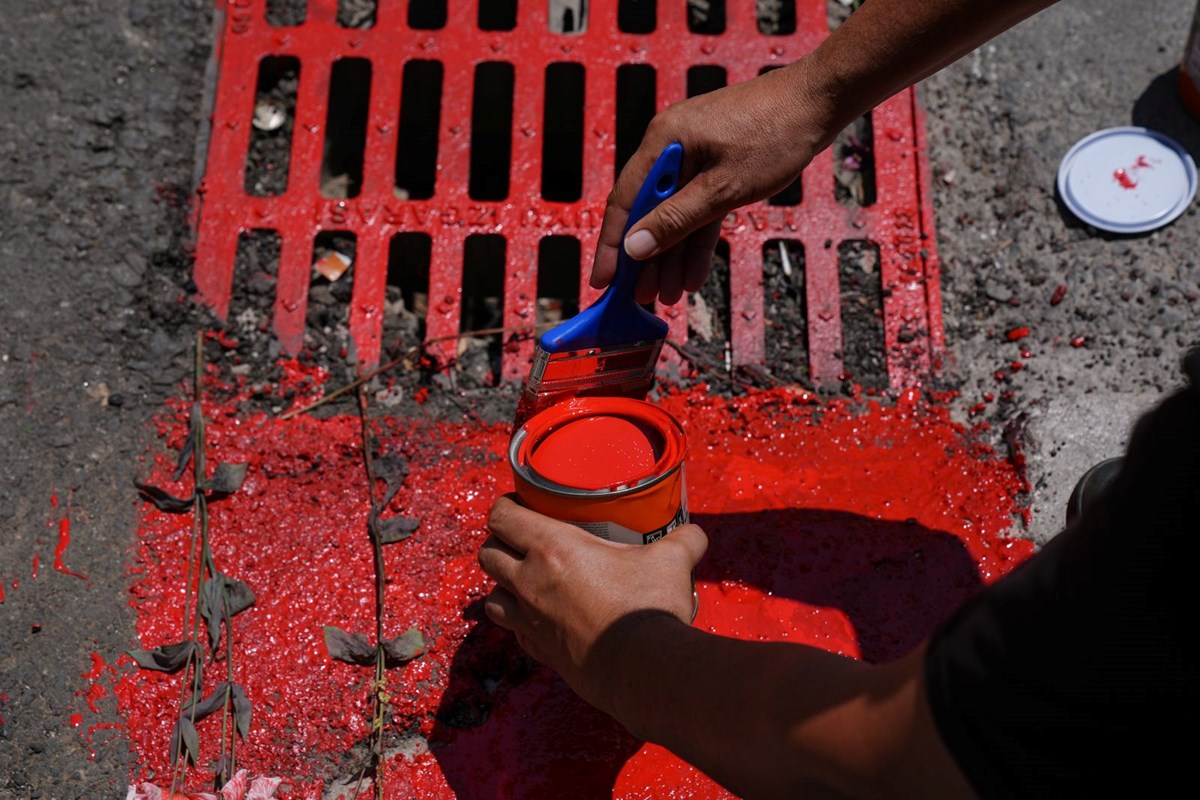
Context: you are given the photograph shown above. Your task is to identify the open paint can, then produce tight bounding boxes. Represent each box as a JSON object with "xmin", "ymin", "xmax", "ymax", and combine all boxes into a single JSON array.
[{"xmin": 509, "ymin": 396, "xmax": 688, "ymax": 545}]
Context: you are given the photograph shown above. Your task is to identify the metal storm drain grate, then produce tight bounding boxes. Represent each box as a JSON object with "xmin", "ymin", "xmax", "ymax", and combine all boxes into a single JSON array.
[{"xmin": 193, "ymin": 0, "xmax": 943, "ymax": 390}]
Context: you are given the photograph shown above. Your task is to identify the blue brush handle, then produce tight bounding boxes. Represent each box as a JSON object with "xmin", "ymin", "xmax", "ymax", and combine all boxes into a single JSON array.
[{"xmin": 540, "ymin": 142, "xmax": 682, "ymax": 353}]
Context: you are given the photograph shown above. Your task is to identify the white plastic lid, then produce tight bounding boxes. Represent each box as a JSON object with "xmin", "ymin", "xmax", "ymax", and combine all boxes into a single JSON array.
[{"xmin": 1056, "ymin": 126, "xmax": 1197, "ymax": 234}]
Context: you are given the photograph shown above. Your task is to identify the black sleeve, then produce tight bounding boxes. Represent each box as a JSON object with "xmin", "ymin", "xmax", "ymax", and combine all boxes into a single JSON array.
[{"xmin": 923, "ymin": 350, "xmax": 1200, "ymax": 800}]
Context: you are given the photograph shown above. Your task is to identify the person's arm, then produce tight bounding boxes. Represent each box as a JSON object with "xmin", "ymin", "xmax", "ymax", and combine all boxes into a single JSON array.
[
  {"xmin": 593, "ymin": 0, "xmax": 1064, "ymax": 305},
  {"xmin": 479, "ymin": 497, "xmax": 976, "ymax": 799}
]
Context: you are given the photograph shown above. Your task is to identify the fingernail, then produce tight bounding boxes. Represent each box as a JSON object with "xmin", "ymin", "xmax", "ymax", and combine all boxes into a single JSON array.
[{"xmin": 624, "ymin": 229, "xmax": 658, "ymax": 260}]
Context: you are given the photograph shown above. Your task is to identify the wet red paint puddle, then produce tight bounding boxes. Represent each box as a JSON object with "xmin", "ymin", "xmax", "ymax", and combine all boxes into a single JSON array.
[{"xmin": 101, "ymin": 369, "xmax": 1032, "ymax": 798}]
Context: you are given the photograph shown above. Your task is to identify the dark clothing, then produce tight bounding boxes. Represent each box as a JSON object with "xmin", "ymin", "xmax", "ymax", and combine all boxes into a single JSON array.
[{"xmin": 924, "ymin": 349, "xmax": 1200, "ymax": 799}]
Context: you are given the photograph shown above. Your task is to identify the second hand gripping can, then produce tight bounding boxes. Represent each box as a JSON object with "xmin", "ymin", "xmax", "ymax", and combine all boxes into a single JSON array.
[{"xmin": 508, "ymin": 396, "xmax": 688, "ymax": 545}]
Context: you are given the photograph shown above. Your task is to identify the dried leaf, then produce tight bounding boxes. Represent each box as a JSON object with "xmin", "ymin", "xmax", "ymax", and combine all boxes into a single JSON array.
[
  {"xmin": 323, "ymin": 625, "xmax": 375, "ymax": 666},
  {"xmin": 382, "ymin": 627, "xmax": 427, "ymax": 667},
  {"xmin": 172, "ymin": 410, "xmax": 197, "ymax": 482},
  {"xmin": 370, "ymin": 514, "xmax": 419, "ymax": 545},
  {"xmin": 375, "ymin": 453, "xmax": 410, "ymax": 509},
  {"xmin": 208, "ymin": 462, "xmax": 248, "ymax": 495},
  {"xmin": 199, "ymin": 577, "xmax": 223, "ymax": 652},
  {"xmin": 170, "ymin": 716, "xmax": 200, "ymax": 766},
  {"xmin": 127, "ymin": 640, "xmax": 197, "ymax": 673},
  {"xmin": 199, "ymin": 575, "xmax": 256, "ymax": 652},
  {"xmin": 231, "ymin": 683, "xmax": 252, "ymax": 739},
  {"xmin": 224, "ymin": 578, "xmax": 256, "ymax": 617},
  {"xmin": 182, "ymin": 681, "xmax": 229, "ymax": 723},
  {"xmin": 135, "ymin": 482, "xmax": 194, "ymax": 513}
]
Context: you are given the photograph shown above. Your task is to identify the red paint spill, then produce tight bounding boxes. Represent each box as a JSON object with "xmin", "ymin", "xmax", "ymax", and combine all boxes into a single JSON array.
[
  {"xmin": 530, "ymin": 415, "xmax": 659, "ymax": 489},
  {"xmin": 115, "ymin": 376, "xmax": 1033, "ymax": 798},
  {"xmin": 70, "ymin": 713, "xmax": 83, "ymax": 728},
  {"xmin": 84, "ymin": 652, "xmax": 107, "ymax": 680},
  {"xmin": 1050, "ymin": 284, "xmax": 1067, "ymax": 306},
  {"xmin": 1005, "ymin": 326, "xmax": 1029, "ymax": 342},
  {"xmin": 54, "ymin": 517, "xmax": 88, "ymax": 582}
]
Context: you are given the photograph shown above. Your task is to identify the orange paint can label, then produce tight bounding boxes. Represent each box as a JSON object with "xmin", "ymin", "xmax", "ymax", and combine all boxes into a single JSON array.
[{"xmin": 509, "ymin": 397, "xmax": 688, "ymax": 545}]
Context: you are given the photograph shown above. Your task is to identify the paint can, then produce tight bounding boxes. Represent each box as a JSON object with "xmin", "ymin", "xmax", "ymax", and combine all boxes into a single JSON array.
[
  {"xmin": 509, "ymin": 396, "xmax": 688, "ymax": 545},
  {"xmin": 1181, "ymin": 1, "xmax": 1200, "ymax": 117}
]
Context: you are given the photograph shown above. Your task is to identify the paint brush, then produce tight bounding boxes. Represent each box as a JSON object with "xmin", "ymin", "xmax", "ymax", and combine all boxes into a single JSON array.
[{"xmin": 513, "ymin": 142, "xmax": 683, "ymax": 430}]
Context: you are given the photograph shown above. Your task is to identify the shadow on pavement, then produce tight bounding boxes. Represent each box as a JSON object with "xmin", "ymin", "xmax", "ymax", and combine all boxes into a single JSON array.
[{"xmin": 427, "ymin": 507, "xmax": 984, "ymax": 799}]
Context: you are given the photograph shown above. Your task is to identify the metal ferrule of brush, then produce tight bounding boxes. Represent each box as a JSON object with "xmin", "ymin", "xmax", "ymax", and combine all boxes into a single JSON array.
[{"xmin": 526, "ymin": 340, "xmax": 663, "ymax": 393}]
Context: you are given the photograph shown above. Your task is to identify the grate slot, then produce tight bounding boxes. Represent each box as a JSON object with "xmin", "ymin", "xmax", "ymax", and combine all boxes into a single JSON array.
[
  {"xmin": 536, "ymin": 236, "xmax": 581, "ymax": 329},
  {"xmin": 244, "ymin": 56, "xmax": 299, "ymax": 198},
  {"xmin": 409, "ymin": 0, "xmax": 447, "ymax": 30},
  {"xmin": 385, "ymin": 232, "xmax": 431, "ymax": 354},
  {"xmin": 834, "ymin": 113, "xmax": 877, "ymax": 208},
  {"xmin": 461, "ymin": 234, "xmax": 507, "ymax": 384},
  {"xmin": 230, "ymin": 230, "xmax": 281, "ymax": 338},
  {"xmin": 479, "ymin": 0, "xmax": 518, "ymax": 31},
  {"xmin": 757, "ymin": 0, "xmax": 797, "ymax": 35},
  {"xmin": 320, "ymin": 58, "xmax": 372, "ymax": 199},
  {"xmin": 549, "ymin": 0, "xmax": 588, "ymax": 34},
  {"xmin": 688, "ymin": 239, "xmax": 732, "ymax": 371},
  {"xmin": 615, "ymin": 64, "xmax": 656, "ymax": 178},
  {"xmin": 686, "ymin": 65, "xmax": 726, "ymax": 97},
  {"xmin": 763, "ymin": 239, "xmax": 808, "ymax": 384},
  {"xmin": 308, "ymin": 231, "xmax": 357, "ymax": 357},
  {"xmin": 618, "ymin": 0, "xmax": 657, "ymax": 34},
  {"xmin": 687, "ymin": 0, "xmax": 726, "ymax": 34},
  {"xmin": 337, "ymin": 0, "xmax": 376, "ymax": 29},
  {"xmin": 838, "ymin": 240, "xmax": 886, "ymax": 390},
  {"xmin": 542, "ymin": 63, "xmax": 586, "ymax": 202},
  {"xmin": 395, "ymin": 60, "xmax": 443, "ymax": 200},
  {"xmin": 469, "ymin": 62, "xmax": 515, "ymax": 201},
  {"xmin": 265, "ymin": 0, "xmax": 306, "ymax": 27}
]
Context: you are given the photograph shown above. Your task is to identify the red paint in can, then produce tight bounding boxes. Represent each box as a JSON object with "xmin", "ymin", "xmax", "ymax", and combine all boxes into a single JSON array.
[{"xmin": 509, "ymin": 397, "xmax": 687, "ymax": 545}]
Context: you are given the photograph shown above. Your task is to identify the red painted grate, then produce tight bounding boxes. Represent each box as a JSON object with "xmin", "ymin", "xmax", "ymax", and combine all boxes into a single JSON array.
[{"xmin": 193, "ymin": 0, "xmax": 943, "ymax": 389}]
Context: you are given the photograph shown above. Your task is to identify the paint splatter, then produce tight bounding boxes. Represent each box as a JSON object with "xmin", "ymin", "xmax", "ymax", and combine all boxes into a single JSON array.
[
  {"xmin": 114, "ymin": 379, "xmax": 1033, "ymax": 798},
  {"xmin": 1113, "ymin": 154, "xmax": 1156, "ymax": 190}
]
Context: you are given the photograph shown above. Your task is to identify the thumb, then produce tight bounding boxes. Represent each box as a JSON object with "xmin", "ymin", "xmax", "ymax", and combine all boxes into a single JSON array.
[
  {"xmin": 658, "ymin": 523, "xmax": 708, "ymax": 570},
  {"xmin": 623, "ymin": 179, "xmax": 724, "ymax": 260}
]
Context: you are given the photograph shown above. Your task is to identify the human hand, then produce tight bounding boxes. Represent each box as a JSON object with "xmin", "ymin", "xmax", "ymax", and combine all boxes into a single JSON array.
[
  {"xmin": 591, "ymin": 56, "xmax": 838, "ymax": 306},
  {"xmin": 478, "ymin": 495, "xmax": 707, "ymax": 715}
]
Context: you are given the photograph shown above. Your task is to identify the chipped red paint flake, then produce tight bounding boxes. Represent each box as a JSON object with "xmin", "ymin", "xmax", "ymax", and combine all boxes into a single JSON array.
[
  {"xmin": 112, "ymin": 378, "xmax": 1032, "ymax": 798},
  {"xmin": 1005, "ymin": 326, "xmax": 1030, "ymax": 342}
]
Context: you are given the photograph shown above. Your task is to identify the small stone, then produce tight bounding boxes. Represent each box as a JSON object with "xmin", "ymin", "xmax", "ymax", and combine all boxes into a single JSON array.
[{"xmin": 983, "ymin": 280, "xmax": 1012, "ymax": 303}]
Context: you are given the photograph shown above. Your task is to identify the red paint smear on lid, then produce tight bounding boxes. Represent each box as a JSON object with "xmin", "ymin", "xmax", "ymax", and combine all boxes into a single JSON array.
[
  {"xmin": 1113, "ymin": 168, "xmax": 1137, "ymax": 189},
  {"xmin": 115, "ymin": 382, "xmax": 1033, "ymax": 798},
  {"xmin": 530, "ymin": 415, "xmax": 662, "ymax": 489}
]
